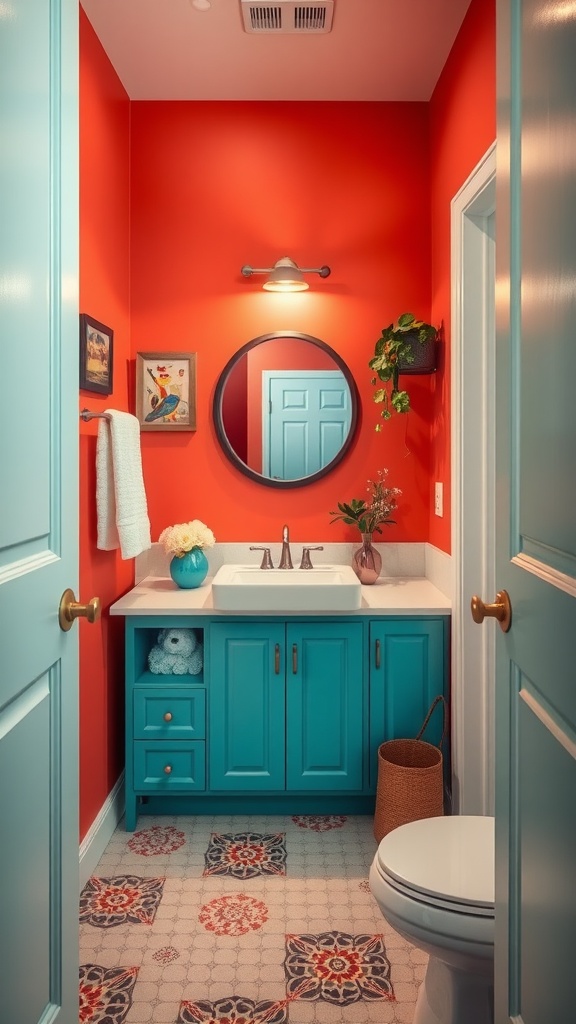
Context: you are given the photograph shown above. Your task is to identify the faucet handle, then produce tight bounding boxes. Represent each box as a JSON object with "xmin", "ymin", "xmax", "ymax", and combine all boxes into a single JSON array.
[
  {"xmin": 299, "ymin": 546, "xmax": 324, "ymax": 570},
  {"xmin": 249, "ymin": 546, "xmax": 274, "ymax": 569}
]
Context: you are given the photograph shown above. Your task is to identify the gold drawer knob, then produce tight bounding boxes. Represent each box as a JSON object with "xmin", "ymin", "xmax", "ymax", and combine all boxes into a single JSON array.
[
  {"xmin": 163, "ymin": 712, "xmax": 173, "ymax": 722},
  {"xmin": 163, "ymin": 765, "xmax": 172, "ymax": 775}
]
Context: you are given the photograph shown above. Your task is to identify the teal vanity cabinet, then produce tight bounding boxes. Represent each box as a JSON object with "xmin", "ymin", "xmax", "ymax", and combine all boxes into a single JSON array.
[
  {"xmin": 368, "ymin": 618, "xmax": 449, "ymax": 790},
  {"xmin": 209, "ymin": 619, "xmax": 364, "ymax": 793},
  {"xmin": 124, "ymin": 617, "xmax": 207, "ymax": 831},
  {"xmin": 120, "ymin": 607, "xmax": 449, "ymax": 830}
]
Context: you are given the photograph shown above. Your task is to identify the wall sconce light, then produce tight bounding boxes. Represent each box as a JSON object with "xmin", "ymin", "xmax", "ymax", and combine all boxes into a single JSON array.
[{"xmin": 241, "ymin": 256, "xmax": 331, "ymax": 292}]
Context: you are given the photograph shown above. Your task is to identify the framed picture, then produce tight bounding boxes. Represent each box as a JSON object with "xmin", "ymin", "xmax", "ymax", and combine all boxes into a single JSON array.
[
  {"xmin": 136, "ymin": 351, "xmax": 197, "ymax": 431},
  {"xmin": 79, "ymin": 314, "xmax": 114, "ymax": 395}
]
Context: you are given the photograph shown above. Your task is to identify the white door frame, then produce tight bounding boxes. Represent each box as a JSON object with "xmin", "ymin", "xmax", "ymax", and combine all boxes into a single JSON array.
[{"xmin": 450, "ymin": 143, "xmax": 497, "ymax": 815}]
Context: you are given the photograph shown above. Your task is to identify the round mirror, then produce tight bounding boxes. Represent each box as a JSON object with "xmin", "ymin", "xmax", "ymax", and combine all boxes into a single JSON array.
[{"xmin": 213, "ymin": 332, "xmax": 359, "ymax": 488}]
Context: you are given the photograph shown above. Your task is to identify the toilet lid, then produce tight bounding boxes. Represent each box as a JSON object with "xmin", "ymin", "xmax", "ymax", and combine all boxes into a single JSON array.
[{"xmin": 376, "ymin": 815, "xmax": 494, "ymax": 911}]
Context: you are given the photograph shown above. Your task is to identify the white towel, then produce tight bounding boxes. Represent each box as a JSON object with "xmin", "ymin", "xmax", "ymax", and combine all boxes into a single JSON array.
[{"xmin": 96, "ymin": 410, "xmax": 151, "ymax": 560}]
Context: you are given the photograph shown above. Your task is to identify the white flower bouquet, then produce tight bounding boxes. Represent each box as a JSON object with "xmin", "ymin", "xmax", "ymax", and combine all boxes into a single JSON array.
[{"xmin": 158, "ymin": 519, "xmax": 216, "ymax": 558}]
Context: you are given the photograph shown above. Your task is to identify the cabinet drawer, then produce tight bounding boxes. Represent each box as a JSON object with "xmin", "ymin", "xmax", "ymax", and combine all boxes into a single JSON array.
[
  {"xmin": 133, "ymin": 688, "xmax": 205, "ymax": 740},
  {"xmin": 134, "ymin": 741, "xmax": 206, "ymax": 791}
]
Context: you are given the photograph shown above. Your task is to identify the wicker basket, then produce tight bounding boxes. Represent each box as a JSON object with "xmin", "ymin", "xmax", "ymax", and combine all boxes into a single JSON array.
[{"xmin": 373, "ymin": 695, "xmax": 448, "ymax": 843}]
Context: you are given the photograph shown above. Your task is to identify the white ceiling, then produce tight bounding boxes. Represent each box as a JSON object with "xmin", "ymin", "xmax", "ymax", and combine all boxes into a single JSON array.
[{"xmin": 80, "ymin": 0, "xmax": 472, "ymax": 102}]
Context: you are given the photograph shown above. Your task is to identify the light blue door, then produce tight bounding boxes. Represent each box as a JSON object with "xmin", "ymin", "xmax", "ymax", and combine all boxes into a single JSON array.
[
  {"xmin": 494, "ymin": 2, "xmax": 576, "ymax": 1020},
  {"xmin": 264, "ymin": 371, "xmax": 351, "ymax": 479},
  {"xmin": 0, "ymin": 2, "xmax": 79, "ymax": 1022}
]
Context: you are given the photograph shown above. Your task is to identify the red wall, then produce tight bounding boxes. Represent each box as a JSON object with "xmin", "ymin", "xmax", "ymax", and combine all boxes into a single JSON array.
[
  {"xmin": 79, "ymin": 8, "xmax": 132, "ymax": 840},
  {"xmin": 129, "ymin": 101, "xmax": 432, "ymax": 545},
  {"xmin": 428, "ymin": 0, "xmax": 496, "ymax": 551}
]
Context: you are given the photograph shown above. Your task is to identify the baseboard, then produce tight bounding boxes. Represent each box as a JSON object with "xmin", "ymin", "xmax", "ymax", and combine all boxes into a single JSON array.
[{"xmin": 79, "ymin": 773, "xmax": 125, "ymax": 890}]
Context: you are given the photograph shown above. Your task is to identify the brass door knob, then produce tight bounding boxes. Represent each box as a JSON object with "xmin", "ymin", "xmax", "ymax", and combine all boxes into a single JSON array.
[
  {"xmin": 59, "ymin": 588, "xmax": 101, "ymax": 632},
  {"xmin": 470, "ymin": 589, "xmax": 512, "ymax": 633},
  {"xmin": 163, "ymin": 712, "xmax": 173, "ymax": 722},
  {"xmin": 163, "ymin": 765, "xmax": 172, "ymax": 775}
]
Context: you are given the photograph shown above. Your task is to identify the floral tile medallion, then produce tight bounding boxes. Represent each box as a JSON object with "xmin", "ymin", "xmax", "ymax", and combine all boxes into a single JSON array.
[
  {"xmin": 291, "ymin": 815, "xmax": 347, "ymax": 832},
  {"xmin": 127, "ymin": 824, "xmax": 186, "ymax": 856},
  {"xmin": 153, "ymin": 945, "xmax": 180, "ymax": 964},
  {"xmin": 284, "ymin": 930, "xmax": 395, "ymax": 1005},
  {"xmin": 80, "ymin": 875, "xmax": 165, "ymax": 927},
  {"xmin": 203, "ymin": 832, "xmax": 287, "ymax": 879},
  {"xmin": 199, "ymin": 893, "xmax": 269, "ymax": 937},
  {"xmin": 178, "ymin": 995, "xmax": 288, "ymax": 1023},
  {"xmin": 79, "ymin": 963, "xmax": 138, "ymax": 1023}
]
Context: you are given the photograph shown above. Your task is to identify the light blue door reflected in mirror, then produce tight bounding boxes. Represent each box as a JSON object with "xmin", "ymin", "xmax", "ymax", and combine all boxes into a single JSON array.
[{"xmin": 263, "ymin": 370, "xmax": 351, "ymax": 480}]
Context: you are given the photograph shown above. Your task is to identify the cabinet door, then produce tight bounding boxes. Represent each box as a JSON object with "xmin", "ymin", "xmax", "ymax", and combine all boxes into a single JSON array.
[
  {"xmin": 209, "ymin": 621, "xmax": 285, "ymax": 790},
  {"xmin": 286, "ymin": 621, "xmax": 364, "ymax": 791},
  {"xmin": 369, "ymin": 619, "xmax": 447, "ymax": 790}
]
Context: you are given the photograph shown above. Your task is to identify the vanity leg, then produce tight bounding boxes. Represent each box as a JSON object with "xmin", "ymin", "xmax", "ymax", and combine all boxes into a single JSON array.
[{"xmin": 124, "ymin": 795, "xmax": 138, "ymax": 832}]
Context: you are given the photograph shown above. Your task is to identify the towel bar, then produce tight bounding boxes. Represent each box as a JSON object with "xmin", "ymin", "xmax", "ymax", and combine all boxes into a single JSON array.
[{"xmin": 80, "ymin": 408, "xmax": 111, "ymax": 421}]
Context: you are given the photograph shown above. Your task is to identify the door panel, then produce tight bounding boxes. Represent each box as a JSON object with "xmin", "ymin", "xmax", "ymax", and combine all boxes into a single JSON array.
[
  {"xmin": 0, "ymin": 2, "xmax": 79, "ymax": 1022},
  {"xmin": 286, "ymin": 622, "xmax": 363, "ymax": 790},
  {"xmin": 209, "ymin": 623, "xmax": 285, "ymax": 790},
  {"xmin": 495, "ymin": 1, "xmax": 576, "ymax": 1019},
  {"xmin": 516, "ymin": 696, "xmax": 575, "ymax": 1018}
]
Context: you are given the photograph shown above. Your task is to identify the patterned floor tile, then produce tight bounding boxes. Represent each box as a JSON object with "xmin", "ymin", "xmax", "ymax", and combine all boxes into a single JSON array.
[
  {"xmin": 128, "ymin": 825, "xmax": 187, "ymax": 856},
  {"xmin": 199, "ymin": 893, "xmax": 269, "ymax": 936},
  {"xmin": 291, "ymin": 816, "xmax": 348, "ymax": 832},
  {"xmin": 177, "ymin": 995, "xmax": 288, "ymax": 1023},
  {"xmin": 79, "ymin": 963, "xmax": 139, "ymax": 1023},
  {"xmin": 80, "ymin": 875, "xmax": 166, "ymax": 927},
  {"xmin": 203, "ymin": 833, "xmax": 287, "ymax": 879},
  {"xmin": 284, "ymin": 931, "xmax": 394, "ymax": 1005}
]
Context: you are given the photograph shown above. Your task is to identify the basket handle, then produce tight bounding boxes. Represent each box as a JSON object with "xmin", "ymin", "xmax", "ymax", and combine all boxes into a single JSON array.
[{"xmin": 415, "ymin": 695, "xmax": 448, "ymax": 748}]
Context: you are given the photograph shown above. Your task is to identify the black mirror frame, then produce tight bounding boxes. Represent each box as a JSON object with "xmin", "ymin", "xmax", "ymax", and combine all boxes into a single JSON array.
[{"xmin": 213, "ymin": 331, "xmax": 360, "ymax": 488}]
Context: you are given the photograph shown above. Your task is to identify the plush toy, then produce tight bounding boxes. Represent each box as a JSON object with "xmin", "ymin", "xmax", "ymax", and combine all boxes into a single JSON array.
[{"xmin": 148, "ymin": 627, "xmax": 203, "ymax": 675}]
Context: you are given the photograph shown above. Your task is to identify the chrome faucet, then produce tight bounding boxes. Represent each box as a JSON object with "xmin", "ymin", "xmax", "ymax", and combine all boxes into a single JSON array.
[{"xmin": 278, "ymin": 524, "xmax": 293, "ymax": 569}]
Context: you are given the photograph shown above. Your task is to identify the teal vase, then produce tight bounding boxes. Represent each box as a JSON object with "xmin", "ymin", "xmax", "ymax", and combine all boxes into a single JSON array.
[{"xmin": 170, "ymin": 547, "xmax": 209, "ymax": 589}]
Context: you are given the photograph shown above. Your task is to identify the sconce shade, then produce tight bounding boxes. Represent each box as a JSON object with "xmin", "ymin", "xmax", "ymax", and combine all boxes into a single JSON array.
[
  {"xmin": 264, "ymin": 257, "xmax": 307, "ymax": 291},
  {"xmin": 241, "ymin": 256, "xmax": 331, "ymax": 292}
]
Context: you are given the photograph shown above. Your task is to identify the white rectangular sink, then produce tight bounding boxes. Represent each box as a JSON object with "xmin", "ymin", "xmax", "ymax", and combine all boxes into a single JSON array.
[{"xmin": 211, "ymin": 563, "xmax": 362, "ymax": 611}]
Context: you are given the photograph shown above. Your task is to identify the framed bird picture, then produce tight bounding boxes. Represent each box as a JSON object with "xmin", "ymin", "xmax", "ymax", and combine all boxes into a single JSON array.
[{"xmin": 136, "ymin": 352, "xmax": 197, "ymax": 431}]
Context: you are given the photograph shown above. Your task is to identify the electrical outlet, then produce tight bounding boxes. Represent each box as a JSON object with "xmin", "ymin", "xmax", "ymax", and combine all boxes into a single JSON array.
[{"xmin": 434, "ymin": 482, "xmax": 443, "ymax": 517}]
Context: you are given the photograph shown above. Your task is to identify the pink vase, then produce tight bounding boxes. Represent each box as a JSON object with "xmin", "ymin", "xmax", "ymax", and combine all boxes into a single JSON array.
[{"xmin": 352, "ymin": 533, "xmax": 382, "ymax": 585}]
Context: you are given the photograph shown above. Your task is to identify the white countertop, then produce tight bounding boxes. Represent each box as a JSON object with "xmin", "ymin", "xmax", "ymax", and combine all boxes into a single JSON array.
[{"xmin": 109, "ymin": 575, "xmax": 451, "ymax": 617}]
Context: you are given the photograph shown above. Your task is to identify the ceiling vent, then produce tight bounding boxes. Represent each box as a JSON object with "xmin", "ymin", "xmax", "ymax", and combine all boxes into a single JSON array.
[{"xmin": 240, "ymin": 1, "xmax": 334, "ymax": 34}]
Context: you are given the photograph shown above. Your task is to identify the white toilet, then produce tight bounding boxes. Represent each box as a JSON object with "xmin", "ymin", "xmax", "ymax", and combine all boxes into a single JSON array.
[{"xmin": 369, "ymin": 815, "xmax": 494, "ymax": 1024}]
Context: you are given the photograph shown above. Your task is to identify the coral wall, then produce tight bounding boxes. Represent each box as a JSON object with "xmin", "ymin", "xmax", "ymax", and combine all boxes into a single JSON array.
[
  {"xmin": 79, "ymin": 8, "xmax": 132, "ymax": 840},
  {"xmin": 129, "ymin": 101, "xmax": 433, "ymax": 545},
  {"xmin": 428, "ymin": 0, "xmax": 497, "ymax": 551}
]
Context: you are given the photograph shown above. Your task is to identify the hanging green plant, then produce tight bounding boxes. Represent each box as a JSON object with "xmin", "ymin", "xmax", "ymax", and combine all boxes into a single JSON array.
[{"xmin": 369, "ymin": 312, "xmax": 438, "ymax": 427}]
